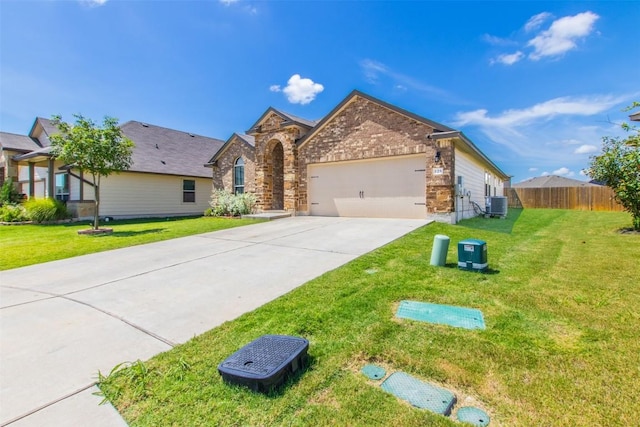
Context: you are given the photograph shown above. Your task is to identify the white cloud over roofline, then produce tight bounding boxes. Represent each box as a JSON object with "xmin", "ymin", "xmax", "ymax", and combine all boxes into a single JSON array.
[{"xmin": 273, "ymin": 74, "xmax": 324, "ymax": 105}]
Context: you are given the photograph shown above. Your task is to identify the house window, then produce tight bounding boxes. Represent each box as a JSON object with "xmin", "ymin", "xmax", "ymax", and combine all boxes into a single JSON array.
[
  {"xmin": 234, "ymin": 157, "xmax": 245, "ymax": 194},
  {"xmin": 484, "ymin": 172, "xmax": 492, "ymax": 197},
  {"xmin": 55, "ymin": 173, "xmax": 69, "ymax": 201},
  {"xmin": 183, "ymin": 179, "xmax": 195, "ymax": 203}
]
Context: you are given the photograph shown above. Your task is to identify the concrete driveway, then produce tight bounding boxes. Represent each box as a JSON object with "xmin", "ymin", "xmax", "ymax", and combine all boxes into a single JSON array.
[{"xmin": 0, "ymin": 216, "xmax": 429, "ymax": 426}]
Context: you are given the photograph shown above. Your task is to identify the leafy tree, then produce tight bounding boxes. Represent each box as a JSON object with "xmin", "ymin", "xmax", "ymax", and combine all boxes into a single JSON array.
[
  {"xmin": 588, "ymin": 102, "xmax": 640, "ymax": 230},
  {"xmin": 50, "ymin": 114, "xmax": 134, "ymax": 230}
]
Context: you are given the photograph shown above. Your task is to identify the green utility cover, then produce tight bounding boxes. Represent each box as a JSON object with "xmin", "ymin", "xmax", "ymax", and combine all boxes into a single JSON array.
[
  {"xmin": 457, "ymin": 239, "xmax": 488, "ymax": 272},
  {"xmin": 381, "ymin": 372, "xmax": 456, "ymax": 415},
  {"xmin": 396, "ymin": 300, "xmax": 486, "ymax": 330},
  {"xmin": 457, "ymin": 406, "xmax": 490, "ymax": 426},
  {"xmin": 361, "ymin": 364, "xmax": 386, "ymax": 380}
]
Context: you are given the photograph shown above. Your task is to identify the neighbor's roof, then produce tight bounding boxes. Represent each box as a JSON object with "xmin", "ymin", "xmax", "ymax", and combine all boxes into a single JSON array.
[
  {"xmin": 513, "ymin": 175, "xmax": 600, "ymax": 188},
  {"xmin": 0, "ymin": 132, "xmax": 42, "ymax": 152},
  {"xmin": 120, "ymin": 121, "xmax": 225, "ymax": 178},
  {"xmin": 630, "ymin": 111, "xmax": 640, "ymax": 122}
]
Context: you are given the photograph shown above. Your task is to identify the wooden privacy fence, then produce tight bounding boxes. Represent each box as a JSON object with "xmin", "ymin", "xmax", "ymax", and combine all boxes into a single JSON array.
[{"xmin": 505, "ymin": 187, "xmax": 625, "ymax": 211}]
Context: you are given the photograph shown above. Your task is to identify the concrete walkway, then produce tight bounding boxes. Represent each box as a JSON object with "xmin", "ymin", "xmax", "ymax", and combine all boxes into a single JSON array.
[{"xmin": 0, "ymin": 216, "xmax": 429, "ymax": 426}]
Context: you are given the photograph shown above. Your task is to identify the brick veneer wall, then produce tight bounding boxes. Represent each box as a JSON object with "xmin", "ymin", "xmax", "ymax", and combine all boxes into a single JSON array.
[
  {"xmin": 297, "ymin": 96, "xmax": 454, "ymax": 214},
  {"xmin": 212, "ymin": 136, "xmax": 256, "ymax": 194}
]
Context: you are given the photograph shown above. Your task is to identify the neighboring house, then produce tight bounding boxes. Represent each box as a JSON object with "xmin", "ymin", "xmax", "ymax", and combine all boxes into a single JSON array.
[
  {"xmin": 513, "ymin": 175, "xmax": 600, "ymax": 188},
  {"xmin": 630, "ymin": 111, "xmax": 640, "ymax": 122},
  {"xmin": 2, "ymin": 118, "xmax": 224, "ymax": 219},
  {"xmin": 208, "ymin": 90, "xmax": 509, "ymax": 223},
  {"xmin": 0, "ymin": 132, "xmax": 44, "ymax": 190}
]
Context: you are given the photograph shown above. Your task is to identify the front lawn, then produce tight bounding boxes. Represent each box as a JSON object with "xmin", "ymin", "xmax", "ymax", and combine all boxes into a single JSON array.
[
  {"xmin": 0, "ymin": 216, "xmax": 263, "ymax": 270},
  {"xmin": 100, "ymin": 209, "xmax": 639, "ymax": 426}
]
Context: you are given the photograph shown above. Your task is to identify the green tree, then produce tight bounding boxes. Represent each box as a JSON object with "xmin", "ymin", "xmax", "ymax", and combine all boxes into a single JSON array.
[
  {"xmin": 50, "ymin": 114, "xmax": 135, "ymax": 230},
  {"xmin": 588, "ymin": 103, "xmax": 640, "ymax": 230}
]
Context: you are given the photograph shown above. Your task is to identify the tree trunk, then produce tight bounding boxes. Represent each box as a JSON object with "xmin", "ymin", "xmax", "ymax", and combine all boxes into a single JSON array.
[{"xmin": 93, "ymin": 174, "xmax": 100, "ymax": 230}]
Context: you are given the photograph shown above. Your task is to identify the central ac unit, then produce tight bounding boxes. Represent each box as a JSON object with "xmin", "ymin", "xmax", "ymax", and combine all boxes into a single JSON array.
[{"xmin": 485, "ymin": 196, "xmax": 508, "ymax": 217}]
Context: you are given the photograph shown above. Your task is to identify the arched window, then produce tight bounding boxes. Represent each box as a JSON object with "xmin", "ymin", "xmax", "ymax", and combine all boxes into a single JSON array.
[{"xmin": 234, "ymin": 157, "xmax": 245, "ymax": 194}]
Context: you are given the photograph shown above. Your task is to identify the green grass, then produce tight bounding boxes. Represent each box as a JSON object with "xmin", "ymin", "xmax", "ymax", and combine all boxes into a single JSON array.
[
  {"xmin": 0, "ymin": 216, "xmax": 263, "ymax": 270},
  {"xmin": 94, "ymin": 210, "xmax": 638, "ymax": 425}
]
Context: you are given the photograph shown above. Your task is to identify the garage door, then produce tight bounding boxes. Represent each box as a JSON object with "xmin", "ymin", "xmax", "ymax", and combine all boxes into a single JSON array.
[{"xmin": 308, "ymin": 154, "xmax": 427, "ymax": 219}]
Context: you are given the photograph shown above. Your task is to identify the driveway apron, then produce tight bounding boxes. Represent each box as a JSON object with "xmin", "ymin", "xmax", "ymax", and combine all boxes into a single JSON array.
[{"xmin": 0, "ymin": 216, "xmax": 429, "ymax": 426}]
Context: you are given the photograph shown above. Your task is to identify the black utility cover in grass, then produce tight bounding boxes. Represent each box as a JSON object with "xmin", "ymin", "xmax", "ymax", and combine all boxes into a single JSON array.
[{"xmin": 218, "ymin": 335, "xmax": 309, "ymax": 393}]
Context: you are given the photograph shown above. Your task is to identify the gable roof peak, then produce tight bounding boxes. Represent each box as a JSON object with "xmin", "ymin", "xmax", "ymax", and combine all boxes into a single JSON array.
[{"xmin": 246, "ymin": 106, "xmax": 317, "ymax": 134}]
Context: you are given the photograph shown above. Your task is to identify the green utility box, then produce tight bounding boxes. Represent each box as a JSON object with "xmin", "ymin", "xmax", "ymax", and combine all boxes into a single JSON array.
[{"xmin": 458, "ymin": 239, "xmax": 487, "ymax": 272}]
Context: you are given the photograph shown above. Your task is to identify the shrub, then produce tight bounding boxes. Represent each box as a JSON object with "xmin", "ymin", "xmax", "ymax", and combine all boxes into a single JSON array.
[
  {"xmin": 0, "ymin": 178, "xmax": 22, "ymax": 207},
  {"xmin": 23, "ymin": 198, "xmax": 70, "ymax": 223},
  {"xmin": 208, "ymin": 189, "xmax": 256, "ymax": 217},
  {"xmin": 0, "ymin": 204, "xmax": 29, "ymax": 222}
]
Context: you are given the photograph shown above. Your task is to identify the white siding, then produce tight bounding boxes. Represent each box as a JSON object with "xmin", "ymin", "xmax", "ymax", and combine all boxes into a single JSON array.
[
  {"xmin": 17, "ymin": 165, "xmax": 47, "ymax": 198},
  {"xmin": 454, "ymin": 150, "xmax": 488, "ymax": 221},
  {"xmin": 69, "ymin": 172, "xmax": 95, "ymax": 201},
  {"xmin": 98, "ymin": 172, "xmax": 213, "ymax": 218}
]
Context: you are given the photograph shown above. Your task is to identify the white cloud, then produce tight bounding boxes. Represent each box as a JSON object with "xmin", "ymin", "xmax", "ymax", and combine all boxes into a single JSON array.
[
  {"xmin": 574, "ymin": 144, "xmax": 598, "ymax": 154},
  {"xmin": 527, "ymin": 11, "xmax": 599, "ymax": 60},
  {"xmin": 80, "ymin": 0, "xmax": 107, "ymax": 6},
  {"xmin": 553, "ymin": 167, "xmax": 574, "ymax": 176},
  {"xmin": 580, "ymin": 169, "xmax": 588, "ymax": 176},
  {"xmin": 541, "ymin": 171, "xmax": 550, "ymax": 176},
  {"xmin": 219, "ymin": 0, "xmax": 239, "ymax": 5},
  {"xmin": 489, "ymin": 11, "xmax": 599, "ymax": 65},
  {"xmin": 524, "ymin": 12, "xmax": 553, "ymax": 32},
  {"xmin": 482, "ymin": 34, "xmax": 517, "ymax": 46},
  {"xmin": 529, "ymin": 167, "xmax": 538, "ymax": 172},
  {"xmin": 280, "ymin": 74, "xmax": 324, "ymax": 105},
  {"xmin": 360, "ymin": 59, "xmax": 459, "ymax": 103},
  {"xmin": 491, "ymin": 51, "xmax": 524, "ymax": 65},
  {"xmin": 269, "ymin": 85, "xmax": 281, "ymax": 92},
  {"xmin": 454, "ymin": 95, "xmax": 619, "ymax": 129},
  {"xmin": 360, "ymin": 59, "xmax": 389, "ymax": 84}
]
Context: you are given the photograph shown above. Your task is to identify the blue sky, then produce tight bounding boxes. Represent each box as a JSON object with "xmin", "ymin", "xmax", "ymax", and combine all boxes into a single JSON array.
[{"xmin": 1, "ymin": 1, "xmax": 639, "ymax": 183}]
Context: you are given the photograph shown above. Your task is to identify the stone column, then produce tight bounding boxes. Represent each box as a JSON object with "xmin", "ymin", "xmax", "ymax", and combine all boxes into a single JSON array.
[{"xmin": 425, "ymin": 139, "xmax": 455, "ymax": 214}]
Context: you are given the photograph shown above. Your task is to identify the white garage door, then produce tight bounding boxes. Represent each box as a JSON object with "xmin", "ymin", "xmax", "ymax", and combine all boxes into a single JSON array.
[{"xmin": 308, "ymin": 154, "xmax": 427, "ymax": 219}]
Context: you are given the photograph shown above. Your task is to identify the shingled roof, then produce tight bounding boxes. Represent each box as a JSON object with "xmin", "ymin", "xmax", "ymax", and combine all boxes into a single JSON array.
[
  {"xmin": 513, "ymin": 175, "xmax": 600, "ymax": 188},
  {"xmin": 119, "ymin": 121, "xmax": 224, "ymax": 178},
  {"xmin": 0, "ymin": 132, "xmax": 41, "ymax": 153}
]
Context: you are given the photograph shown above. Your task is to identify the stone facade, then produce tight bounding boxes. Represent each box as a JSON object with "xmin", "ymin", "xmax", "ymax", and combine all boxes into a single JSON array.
[
  {"xmin": 251, "ymin": 112, "xmax": 306, "ymax": 211},
  {"xmin": 212, "ymin": 135, "xmax": 256, "ymax": 194}
]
